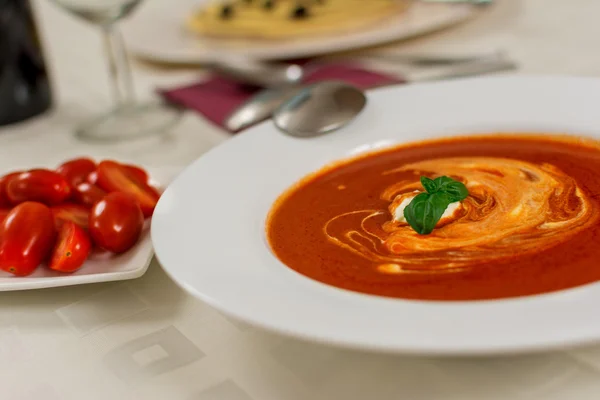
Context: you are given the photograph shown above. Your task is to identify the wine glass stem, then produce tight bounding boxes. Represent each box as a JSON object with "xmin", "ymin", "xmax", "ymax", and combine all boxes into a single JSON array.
[{"xmin": 102, "ymin": 25, "xmax": 135, "ymax": 109}]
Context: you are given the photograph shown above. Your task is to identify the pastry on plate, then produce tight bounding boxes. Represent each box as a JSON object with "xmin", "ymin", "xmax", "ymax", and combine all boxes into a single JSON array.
[{"xmin": 187, "ymin": 0, "xmax": 414, "ymax": 40}]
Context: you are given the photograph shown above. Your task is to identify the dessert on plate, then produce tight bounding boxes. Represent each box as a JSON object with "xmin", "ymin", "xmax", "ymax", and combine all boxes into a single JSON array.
[{"xmin": 187, "ymin": 0, "xmax": 414, "ymax": 40}]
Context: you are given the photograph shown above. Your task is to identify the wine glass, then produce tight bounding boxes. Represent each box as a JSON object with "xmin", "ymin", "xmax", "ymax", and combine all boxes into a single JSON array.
[{"xmin": 49, "ymin": 0, "xmax": 181, "ymax": 142}]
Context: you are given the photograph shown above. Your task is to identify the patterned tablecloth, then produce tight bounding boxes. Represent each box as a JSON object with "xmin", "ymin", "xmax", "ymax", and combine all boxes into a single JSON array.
[{"xmin": 3, "ymin": 0, "xmax": 600, "ymax": 399}]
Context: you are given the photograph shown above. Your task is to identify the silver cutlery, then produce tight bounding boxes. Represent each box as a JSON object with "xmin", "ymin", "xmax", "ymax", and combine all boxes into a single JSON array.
[
  {"xmin": 402, "ymin": 57, "xmax": 516, "ymax": 82},
  {"xmin": 356, "ymin": 50, "xmax": 506, "ymax": 67},
  {"xmin": 206, "ymin": 56, "xmax": 304, "ymax": 87},
  {"xmin": 209, "ymin": 50, "xmax": 505, "ymax": 87},
  {"xmin": 224, "ymin": 57, "xmax": 517, "ymax": 132},
  {"xmin": 225, "ymin": 85, "xmax": 303, "ymax": 132},
  {"xmin": 272, "ymin": 81, "xmax": 367, "ymax": 138}
]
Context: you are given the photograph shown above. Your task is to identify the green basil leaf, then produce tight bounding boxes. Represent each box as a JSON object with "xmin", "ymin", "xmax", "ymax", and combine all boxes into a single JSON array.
[
  {"xmin": 434, "ymin": 176, "xmax": 456, "ymax": 190},
  {"xmin": 404, "ymin": 175, "xmax": 469, "ymax": 235},
  {"xmin": 441, "ymin": 180, "xmax": 469, "ymax": 202},
  {"xmin": 403, "ymin": 192, "xmax": 430, "ymax": 234},
  {"xmin": 403, "ymin": 192, "xmax": 452, "ymax": 235},
  {"xmin": 420, "ymin": 176, "xmax": 438, "ymax": 193}
]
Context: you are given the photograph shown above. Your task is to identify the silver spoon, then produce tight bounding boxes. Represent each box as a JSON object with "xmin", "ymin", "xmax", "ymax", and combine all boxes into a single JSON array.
[
  {"xmin": 228, "ymin": 57, "xmax": 516, "ymax": 132},
  {"xmin": 272, "ymin": 81, "xmax": 367, "ymax": 138},
  {"xmin": 206, "ymin": 56, "xmax": 304, "ymax": 87},
  {"xmin": 225, "ymin": 85, "xmax": 303, "ymax": 131}
]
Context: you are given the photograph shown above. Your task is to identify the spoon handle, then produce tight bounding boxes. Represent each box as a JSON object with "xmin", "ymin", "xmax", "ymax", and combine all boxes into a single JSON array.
[
  {"xmin": 224, "ymin": 85, "xmax": 303, "ymax": 131},
  {"xmin": 205, "ymin": 59, "xmax": 304, "ymax": 87}
]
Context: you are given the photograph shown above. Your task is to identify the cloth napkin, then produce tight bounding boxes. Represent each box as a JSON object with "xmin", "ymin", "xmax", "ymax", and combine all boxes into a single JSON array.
[{"xmin": 158, "ymin": 62, "xmax": 403, "ymax": 132}]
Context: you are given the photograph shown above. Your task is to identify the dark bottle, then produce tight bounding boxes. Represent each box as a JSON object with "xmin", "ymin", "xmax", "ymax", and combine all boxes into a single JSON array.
[{"xmin": 0, "ymin": 0, "xmax": 52, "ymax": 126}]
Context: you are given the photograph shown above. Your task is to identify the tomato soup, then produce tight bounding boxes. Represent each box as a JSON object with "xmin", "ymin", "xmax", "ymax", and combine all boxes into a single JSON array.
[{"xmin": 266, "ymin": 135, "xmax": 600, "ymax": 300}]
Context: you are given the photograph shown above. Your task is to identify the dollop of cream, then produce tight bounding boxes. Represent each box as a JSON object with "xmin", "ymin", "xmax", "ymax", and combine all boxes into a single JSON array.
[
  {"xmin": 390, "ymin": 191, "xmax": 463, "ymax": 225},
  {"xmin": 323, "ymin": 157, "xmax": 599, "ymax": 274}
]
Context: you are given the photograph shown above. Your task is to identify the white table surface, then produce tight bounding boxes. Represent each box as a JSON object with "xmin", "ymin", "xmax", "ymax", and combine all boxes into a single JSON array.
[{"xmin": 3, "ymin": 0, "xmax": 600, "ymax": 399}]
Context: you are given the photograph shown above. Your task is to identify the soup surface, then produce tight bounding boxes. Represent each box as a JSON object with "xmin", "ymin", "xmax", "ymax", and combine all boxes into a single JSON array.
[{"xmin": 266, "ymin": 135, "xmax": 600, "ymax": 300}]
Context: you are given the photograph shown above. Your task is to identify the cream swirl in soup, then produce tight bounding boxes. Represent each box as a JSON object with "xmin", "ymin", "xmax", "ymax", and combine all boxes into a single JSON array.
[
  {"xmin": 267, "ymin": 135, "xmax": 600, "ymax": 300},
  {"xmin": 324, "ymin": 157, "xmax": 597, "ymax": 275}
]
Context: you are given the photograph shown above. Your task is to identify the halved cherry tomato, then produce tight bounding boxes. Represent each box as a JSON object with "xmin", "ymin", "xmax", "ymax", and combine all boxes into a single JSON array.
[
  {"xmin": 96, "ymin": 161, "xmax": 160, "ymax": 217},
  {"xmin": 49, "ymin": 221, "xmax": 91, "ymax": 273},
  {"xmin": 89, "ymin": 192, "xmax": 144, "ymax": 253},
  {"xmin": 51, "ymin": 203, "xmax": 89, "ymax": 231},
  {"xmin": 124, "ymin": 164, "xmax": 149, "ymax": 184},
  {"xmin": 57, "ymin": 158, "xmax": 96, "ymax": 188},
  {"xmin": 72, "ymin": 182, "xmax": 106, "ymax": 208},
  {"xmin": 87, "ymin": 171, "xmax": 98, "ymax": 185},
  {"xmin": 126, "ymin": 164, "xmax": 164, "ymax": 195},
  {"xmin": 0, "ymin": 202, "xmax": 55, "ymax": 276},
  {"xmin": 6, "ymin": 169, "xmax": 71, "ymax": 205},
  {"xmin": 0, "ymin": 172, "xmax": 22, "ymax": 207}
]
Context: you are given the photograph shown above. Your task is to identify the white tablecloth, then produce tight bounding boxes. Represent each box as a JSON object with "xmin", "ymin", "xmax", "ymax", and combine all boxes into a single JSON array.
[{"xmin": 3, "ymin": 1, "xmax": 600, "ymax": 399}]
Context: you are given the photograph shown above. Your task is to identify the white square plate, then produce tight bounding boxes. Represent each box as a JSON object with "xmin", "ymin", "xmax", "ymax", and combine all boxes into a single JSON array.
[{"xmin": 0, "ymin": 166, "xmax": 181, "ymax": 291}]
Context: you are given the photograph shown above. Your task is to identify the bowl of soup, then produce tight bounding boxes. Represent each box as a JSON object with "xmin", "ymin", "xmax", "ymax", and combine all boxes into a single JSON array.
[{"xmin": 152, "ymin": 76, "xmax": 600, "ymax": 355}]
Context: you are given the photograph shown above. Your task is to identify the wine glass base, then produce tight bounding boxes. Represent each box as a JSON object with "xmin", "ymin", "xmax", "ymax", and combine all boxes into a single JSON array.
[{"xmin": 76, "ymin": 102, "xmax": 182, "ymax": 143}]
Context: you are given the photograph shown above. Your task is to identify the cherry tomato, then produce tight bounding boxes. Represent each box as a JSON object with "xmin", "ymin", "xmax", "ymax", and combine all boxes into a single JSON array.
[
  {"xmin": 89, "ymin": 192, "xmax": 144, "ymax": 253},
  {"xmin": 0, "ymin": 202, "xmax": 55, "ymax": 276},
  {"xmin": 87, "ymin": 171, "xmax": 98, "ymax": 185},
  {"xmin": 96, "ymin": 161, "xmax": 160, "ymax": 217},
  {"xmin": 56, "ymin": 158, "xmax": 97, "ymax": 188},
  {"xmin": 7, "ymin": 169, "xmax": 71, "ymax": 205},
  {"xmin": 124, "ymin": 164, "xmax": 149, "ymax": 184},
  {"xmin": 72, "ymin": 182, "xmax": 107, "ymax": 208},
  {"xmin": 0, "ymin": 208, "xmax": 12, "ymax": 241},
  {"xmin": 0, "ymin": 172, "xmax": 22, "ymax": 207},
  {"xmin": 0, "ymin": 208, "xmax": 11, "ymax": 225},
  {"xmin": 49, "ymin": 221, "xmax": 91, "ymax": 273},
  {"xmin": 51, "ymin": 203, "xmax": 89, "ymax": 231}
]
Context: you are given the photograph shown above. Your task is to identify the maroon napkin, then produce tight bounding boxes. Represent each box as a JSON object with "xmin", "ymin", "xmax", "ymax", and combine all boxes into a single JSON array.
[{"xmin": 158, "ymin": 62, "xmax": 403, "ymax": 132}]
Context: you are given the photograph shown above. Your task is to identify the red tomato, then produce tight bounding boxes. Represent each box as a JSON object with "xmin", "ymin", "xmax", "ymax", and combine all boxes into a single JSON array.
[
  {"xmin": 124, "ymin": 164, "xmax": 149, "ymax": 184},
  {"xmin": 89, "ymin": 192, "xmax": 144, "ymax": 253},
  {"xmin": 49, "ymin": 221, "xmax": 91, "ymax": 273},
  {"xmin": 96, "ymin": 161, "xmax": 160, "ymax": 217},
  {"xmin": 0, "ymin": 172, "xmax": 22, "ymax": 206},
  {"xmin": 0, "ymin": 202, "xmax": 55, "ymax": 276},
  {"xmin": 72, "ymin": 182, "xmax": 107, "ymax": 208},
  {"xmin": 51, "ymin": 203, "xmax": 89, "ymax": 231},
  {"xmin": 56, "ymin": 158, "xmax": 97, "ymax": 188},
  {"xmin": 125, "ymin": 164, "xmax": 164, "ymax": 194},
  {"xmin": 7, "ymin": 169, "xmax": 71, "ymax": 205},
  {"xmin": 0, "ymin": 208, "xmax": 11, "ymax": 225},
  {"xmin": 87, "ymin": 171, "xmax": 98, "ymax": 185},
  {"xmin": 0, "ymin": 208, "xmax": 11, "ymax": 241}
]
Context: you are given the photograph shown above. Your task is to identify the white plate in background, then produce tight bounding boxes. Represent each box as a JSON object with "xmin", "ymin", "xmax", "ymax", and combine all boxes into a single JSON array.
[{"xmin": 124, "ymin": 0, "xmax": 477, "ymax": 63}]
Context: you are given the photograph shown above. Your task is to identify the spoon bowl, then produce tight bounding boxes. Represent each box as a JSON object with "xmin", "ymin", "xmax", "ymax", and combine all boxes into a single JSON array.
[{"xmin": 272, "ymin": 81, "xmax": 367, "ymax": 138}]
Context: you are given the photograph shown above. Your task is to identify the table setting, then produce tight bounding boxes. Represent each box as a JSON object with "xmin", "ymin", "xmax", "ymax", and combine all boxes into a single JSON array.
[{"xmin": 4, "ymin": 0, "xmax": 600, "ymax": 399}]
